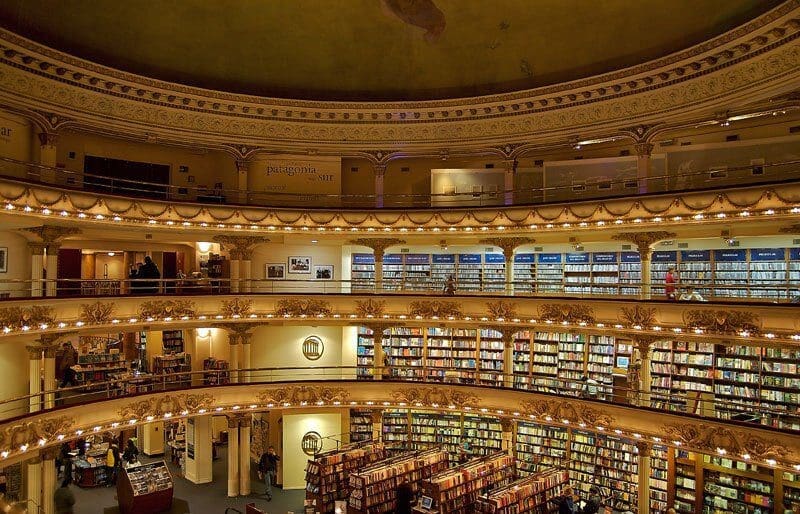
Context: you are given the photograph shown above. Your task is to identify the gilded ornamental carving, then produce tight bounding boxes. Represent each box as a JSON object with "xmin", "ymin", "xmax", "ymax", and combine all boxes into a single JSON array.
[
  {"xmin": 519, "ymin": 399, "xmax": 614, "ymax": 427},
  {"xmin": 117, "ymin": 393, "xmax": 214, "ymax": 420},
  {"xmin": 221, "ymin": 298, "xmax": 253, "ymax": 318},
  {"xmin": 275, "ymin": 298, "xmax": 332, "ymax": 317},
  {"xmin": 80, "ymin": 301, "xmax": 115, "ymax": 324},
  {"xmin": 356, "ymin": 299, "xmax": 386, "ymax": 318},
  {"xmin": 408, "ymin": 300, "xmax": 462, "ymax": 318},
  {"xmin": 139, "ymin": 299, "xmax": 196, "ymax": 319},
  {"xmin": 683, "ymin": 309, "xmax": 761, "ymax": 335},
  {"xmin": 619, "ymin": 305, "xmax": 657, "ymax": 328},
  {"xmin": 611, "ymin": 231, "xmax": 677, "ymax": 256},
  {"xmin": 479, "ymin": 238, "xmax": 535, "ymax": 259},
  {"xmin": 663, "ymin": 423, "xmax": 790, "ymax": 460},
  {"xmin": 256, "ymin": 386, "xmax": 349, "ymax": 405},
  {"xmin": 348, "ymin": 238, "xmax": 405, "ymax": 259},
  {"xmin": 213, "ymin": 235, "xmax": 268, "ymax": 260},
  {"xmin": 392, "ymin": 387, "xmax": 479, "ymax": 409},
  {"xmin": 487, "ymin": 301, "xmax": 517, "ymax": 320},
  {"xmin": 538, "ymin": 304, "xmax": 595, "ymax": 325},
  {"xmin": 0, "ymin": 305, "xmax": 55, "ymax": 330},
  {"xmin": 0, "ymin": 415, "xmax": 74, "ymax": 450}
]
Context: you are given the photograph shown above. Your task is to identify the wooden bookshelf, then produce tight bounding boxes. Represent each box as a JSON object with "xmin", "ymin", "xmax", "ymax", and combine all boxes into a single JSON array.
[
  {"xmin": 304, "ymin": 442, "xmax": 387, "ymax": 514},
  {"xmin": 475, "ymin": 468, "xmax": 570, "ymax": 514},
  {"xmin": 152, "ymin": 353, "xmax": 191, "ymax": 385},
  {"xmin": 417, "ymin": 452, "xmax": 514, "ymax": 513},
  {"xmin": 350, "ymin": 409, "xmax": 374, "ymax": 443},
  {"xmin": 347, "ymin": 448, "xmax": 448, "ymax": 514},
  {"xmin": 161, "ymin": 329, "xmax": 184, "ymax": 354}
]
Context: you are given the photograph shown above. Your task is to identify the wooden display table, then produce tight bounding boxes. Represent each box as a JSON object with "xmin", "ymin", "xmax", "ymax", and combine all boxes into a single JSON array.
[{"xmin": 116, "ymin": 461, "xmax": 173, "ymax": 514}]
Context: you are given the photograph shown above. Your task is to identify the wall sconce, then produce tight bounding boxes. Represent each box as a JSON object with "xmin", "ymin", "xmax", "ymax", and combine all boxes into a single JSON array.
[
  {"xmin": 197, "ymin": 242, "xmax": 212, "ymax": 253},
  {"xmin": 196, "ymin": 328, "xmax": 212, "ymax": 339}
]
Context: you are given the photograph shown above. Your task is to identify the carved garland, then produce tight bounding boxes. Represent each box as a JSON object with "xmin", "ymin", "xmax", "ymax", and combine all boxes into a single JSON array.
[
  {"xmin": 138, "ymin": 299, "xmax": 196, "ymax": 319},
  {"xmin": 408, "ymin": 300, "xmax": 462, "ymax": 318},
  {"xmin": 256, "ymin": 386, "xmax": 349, "ymax": 405},
  {"xmin": 683, "ymin": 309, "xmax": 761, "ymax": 335},
  {"xmin": 392, "ymin": 387, "xmax": 480, "ymax": 409},
  {"xmin": 220, "ymin": 298, "xmax": 253, "ymax": 318},
  {"xmin": 275, "ymin": 298, "xmax": 332, "ymax": 317},
  {"xmin": 486, "ymin": 301, "xmax": 517, "ymax": 320},
  {"xmin": 520, "ymin": 399, "xmax": 614, "ymax": 427},
  {"xmin": 0, "ymin": 415, "xmax": 75, "ymax": 449},
  {"xmin": 117, "ymin": 393, "xmax": 215, "ymax": 420},
  {"xmin": 663, "ymin": 423, "xmax": 789, "ymax": 460},
  {"xmin": 355, "ymin": 299, "xmax": 386, "ymax": 318},
  {"xmin": 80, "ymin": 301, "xmax": 115, "ymax": 324},
  {"xmin": 619, "ymin": 305, "xmax": 657, "ymax": 328},
  {"xmin": 0, "ymin": 305, "xmax": 55, "ymax": 329},
  {"xmin": 537, "ymin": 304, "xmax": 595, "ymax": 325}
]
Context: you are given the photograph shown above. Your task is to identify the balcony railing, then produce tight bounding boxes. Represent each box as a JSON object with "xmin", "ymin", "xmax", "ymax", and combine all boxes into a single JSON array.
[
  {"xmin": 2, "ymin": 156, "xmax": 800, "ymax": 209},
  {"xmin": 1, "ymin": 277, "xmax": 798, "ymax": 302},
  {"xmin": 3, "ymin": 366, "xmax": 797, "ymax": 433}
]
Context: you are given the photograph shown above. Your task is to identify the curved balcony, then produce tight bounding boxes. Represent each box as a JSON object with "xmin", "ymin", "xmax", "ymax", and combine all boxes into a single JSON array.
[{"xmin": 1, "ymin": 369, "xmax": 798, "ymax": 472}]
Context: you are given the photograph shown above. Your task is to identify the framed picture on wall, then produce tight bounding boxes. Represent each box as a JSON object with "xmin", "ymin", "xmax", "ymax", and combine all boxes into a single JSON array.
[
  {"xmin": 288, "ymin": 256, "xmax": 311, "ymax": 274},
  {"xmin": 314, "ymin": 265, "xmax": 334, "ymax": 280},
  {"xmin": 266, "ymin": 263, "xmax": 285, "ymax": 280},
  {"xmin": 0, "ymin": 247, "xmax": 7, "ymax": 273}
]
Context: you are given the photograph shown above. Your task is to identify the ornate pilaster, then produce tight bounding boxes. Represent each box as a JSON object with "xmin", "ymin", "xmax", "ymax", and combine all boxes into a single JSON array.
[
  {"xmin": 480, "ymin": 237, "xmax": 535, "ymax": 294},
  {"xmin": 374, "ymin": 164, "xmax": 387, "ymax": 208},
  {"xmin": 349, "ymin": 238, "xmax": 405, "ymax": 291},
  {"xmin": 612, "ymin": 231, "xmax": 677, "ymax": 299},
  {"xmin": 226, "ymin": 414, "xmax": 240, "ymax": 497},
  {"xmin": 636, "ymin": 440, "xmax": 652, "ymax": 514},
  {"xmin": 502, "ymin": 159, "xmax": 517, "ymax": 205},
  {"xmin": 234, "ymin": 159, "xmax": 249, "ymax": 204},
  {"xmin": 24, "ymin": 226, "xmax": 80, "ymax": 298},
  {"xmin": 634, "ymin": 142, "xmax": 655, "ymax": 157},
  {"xmin": 363, "ymin": 322, "xmax": 392, "ymax": 381},
  {"xmin": 37, "ymin": 131, "xmax": 59, "ymax": 173},
  {"xmin": 213, "ymin": 236, "xmax": 268, "ymax": 293}
]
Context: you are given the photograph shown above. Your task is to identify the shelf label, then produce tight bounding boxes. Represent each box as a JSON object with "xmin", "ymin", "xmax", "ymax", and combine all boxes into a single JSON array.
[
  {"xmin": 404, "ymin": 254, "xmax": 430, "ymax": 264},
  {"xmin": 514, "ymin": 253, "xmax": 535, "ymax": 263},
  {"xmin": 750, "ymin": 248, "xmax": 785, "ymax": 261},
  {"xmin": 651, "ymin": 251, "xmax": 677, "ymax": 262},
  {"xmin": 485, "ymin": 253, "xmax": 505, "ymax": 264},
  {"xmin": 791, "ymin": 248, "xmax": 800, "ymax": 260},
  {"xmin": 432, "ymin": 254, "xmax": 456, "ymax": 264},
  {"xmin": 537, "ymin": 253, "xmax": 562, "ymax": 263},
  {"xmin": 680, "ymin": 250, "xmax": 710, "ymax": 262},
  {"xmin": 566, "ymin": 252, "xmax": 590, "ymax": 263},
  {"xmin": 620, "ymin": 252, "xmax": 640, "ymax": 263},
  {"xmin": 713, "ymin": 249, "xmax": 746, "ymax": 262},
  {"xmin": 352, "ymin": 253, "xmax": 375, "ymax": 264},
  {"xmin": 592, "ymin": 252, "xmax": 618, "ymax": 263},
  {"xmin": 458, "ymin": 254, "xmax": 482, "ymax": 264},
  {"xmin": 384, "ymin": 254, "xmax": 403, "ymax": 264}
]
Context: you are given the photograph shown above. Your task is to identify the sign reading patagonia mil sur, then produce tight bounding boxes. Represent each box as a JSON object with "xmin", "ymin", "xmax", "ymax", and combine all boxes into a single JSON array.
[{"xmin": 249, "ymin": 155, "xmax": 341, "ymax": 198}]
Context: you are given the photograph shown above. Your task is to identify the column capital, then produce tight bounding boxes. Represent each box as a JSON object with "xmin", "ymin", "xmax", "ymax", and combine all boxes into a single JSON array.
[
  {"xmin": 349, "ymin": 238, "xmax": 405, "ymax": 261},
  {"xmin": 213, "ymin": 235, "xmax": 268, "ymax": 261},
  {"xmin": 611, "ymin": 231, "xmax": 677, "ymax": 257},
  {"xmin": 479, "ymin": 237, "xmax": 535, "ymax": 261},
  {"xmin": 46, "ymin": 242, "xmax": 62, "ymax": 254},
  {"xmin": 500, "ymin": 418, "xmax": 515, "ymax": 432},
  {"xmin": 369, "ymin": 409, "xmax": 383, "ymax": 424},
  {"xmin": 502, "ymin": 159, "xmax": 518, "ymax": 173},
  {"xmin": 239, "ymin": 333, "xmax": 253, "ymax": 345},
  {"xmin": 633, "ymin": 336, "xmax": 658, "ymax": 357},
  {"xmin": 239, "ymin": 416, "xmax": 252, "ymax": 428},
  {"xmin": 37, "ymin": 131, "xmax": 58, "ymax": 147},
  {"xmin": 41, "ymin": 446, "xmax": 60, "ymax": 460},
  {"xmin": 634, "ymin": 142, "xmax": 655, "ymax": 157},
  {"xmin": 23, "ymin": 225, "xmax": 81, "ymax": 245},
  {"xmin": 26, "ymin": 345, "xmax": 44, "ymax": 359},
  {"xmin": 226, "ymin": 413, "xmax": 250, "ymax": 428},
  {"xmin": 227, "ymin": 416, "xmax": 241, "ymax": 429},
  {"xmin": 235, "ymin": 159, "xmax": 250, "ymax": 173},
  {"xmin": 227, "ymin": 333, "xmax": 240, "ymax": 345},
  {"xmin": 635, "ymin": 440, "xmax": 652, "ymax": 456},
  {"xmin": 28, "ymin": 242, "xmax": 47, "ymax": 255},
  {"xmin": 373, "ymin": 164, "xmax": 387, "ymax": 177},
  {"xmin": 43, "ymin": 345, "xmax": 60, "ymax": 359}
]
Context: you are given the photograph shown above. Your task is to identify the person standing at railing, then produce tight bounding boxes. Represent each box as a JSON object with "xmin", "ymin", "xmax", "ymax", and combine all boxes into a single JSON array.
[
  {"xmin": 443, "ymin": 274, "xmax": 456, "ymax": 295},
  {"xmin": 59, "ymin": 342, "xmax": 78, "ymax": 388},
  {"xmin": 665, "ymin": 266, "xmax": 678, "ymax": 301},
  {"xmin": 129, "ymin": 263, "xmax": 141, "ymax": 294},
  {"xmin": 138, "ymin": 256, "xmax": 161, "ymax": 295}
]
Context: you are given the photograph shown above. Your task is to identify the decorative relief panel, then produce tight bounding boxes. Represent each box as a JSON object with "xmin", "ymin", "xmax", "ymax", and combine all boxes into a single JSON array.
[
  {"xmin": 256, "ymin": 385, "xmax": 349, "ymax": 405},
  {"xmin": 220, "ymin": 298, "xmax": 253, "ymax": 318},
  {"xmin": 117, "ymin": 393, "xmax": 214, "ymax": 420},
  {"xmin": 80, "ymin": 301, "xmax": 115, "ymax": 324},
  {"xmin": 486, "ymin": 300, "xmax": 517, "ymax": 320},
  {"xmin": 663, "ymin": 423, "xmax": 790, "ymax": 460},
  {"xmin": 683, "ymin": 309, "xmax": 761, "ymax": 335},
  {"xmin": 0, "ymin": 305, "xmax": 55, "ymax": 330},
  {"xmin": 274, "ymin": 298, "xmax": 332, "ymax": 317},
  {"xmin": 619, "ymin": 305, "xmax": 657, "ymax": 328},
  {"xmin": 391, "ymin": 387, "xmax": 480, "ymax": 409},
  {"xmin": 138, "ymin": 299, "xmax": 196, "ymax": 319},
  {"xmin": 0, "ymin": 415, "xmax": 74, "ymax": 449},
  {"xmin": 519, "ymin": 399, "xmax": 614, "ymax": 427},
  {"xmin": 408, "ymin": 300, "xmax": 462, "ymax": 318},
  {"xmin": 355, "ymin": 299, "xmax": 386, "ymax": 318},
  {"xmin": 538, "ymin": 304, "xmax": 595, "ymax": 325}
]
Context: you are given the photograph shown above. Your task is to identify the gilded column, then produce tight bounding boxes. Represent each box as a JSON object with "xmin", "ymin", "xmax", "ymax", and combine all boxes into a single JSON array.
[
  {"xmin": 370, "ymin": 409, "xmax": 383, "ymax": 443},
  {"xmin": 240, "ymin": 248, "xmax": 253, "ymax": 294},
  {"xmin": 365, "ymin": 323, "xmax": 389, "ymax": 381},
  {"xmin": 239, "ymin": 415, "xmax": 252, "ymax": 496},
  {"xmin": 228, "ymin": 332, "xmax": 240, "ymax": 384},
  {"xmin": 41, "ymin": 447, "xmax": 58, "ymax": 514},
  {"xmin": 227, "ymin": 416, "xmax": 240, "ymax": 497},
  {"xmin": 29, "ymin": 243, "xmax": 46, "ymax": 297},
  {"xmin": 611, "ymin": 231, "xmax": 676, "ymax": 300},
  {"xmin": 26, "ymin": 454, "xmax": 42, "ymax": 514},
  {"xmin": 503, "ymin": 159, "xmax": 516, "ymax": 206},
  {"xmin": 240, "ymin": 333, "xmax": 252, "ymax": 383},
  {"xmin": 214, "ymin": 236, "xmax": 269, "ymax": 294},
  {"xmin": 235, "ymin": 159, "xmax": 249, "ymax": 204},
  {"xmin": 634, "ymin": 338, "xmax": 654, "ymax": 408},
  {"xmin": 45, "ymin": 242, "xmax": 61, "ymax": 297},
  {"xmin": 43, "ymin": 343, "xmax": 58, "ymax": 409},
  {"xmin": 229, "ymin": 249, "xmax": 241, "ymax": 294},
  {"xmin": 636, "ymin": 441, "xmax": 652, "ymax": 514},
  {"xmin": 27, "ymin": 346, "xmax": 43, "ymax": 413},
  {"xmin": 635, "ymin": 142, "xmax": 655, "ymax": 194},
  {"xmin": 349, "ymin": 239, "xmax": 405, "ymax": 293},
  {"xmin": 37, "ymin": 132, "xmax": 58, "ymax": 183},
  {"xmin": 500, "ymin": 418, "xmax": 515, "ymax": 457},
  {"xmin": 480, "ymin": 237, "xmax": 535, "ymax": 295},
  {"xmin": 374, "ymin": 164, "xmax": 386, "ymax": 208}
]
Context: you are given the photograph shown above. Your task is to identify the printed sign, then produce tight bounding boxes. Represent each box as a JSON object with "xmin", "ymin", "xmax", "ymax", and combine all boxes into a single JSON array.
[
  {"xmin": 713, "ymin": 249, "xmax": 746, "ymax": 262},
  {"xmin": 458, "ymin": 254, "xmax": 481, "ymax": 264},
  {"xmin": 566, "ymin": 253, "xmax": 590, "ymax": 263},
  {"xmin": 485, "ymin": 254, "xmax": 505, "ymax": 263},
  {"xmin": 621, "ymin": 252, "xmax": 640, "ymax": 263},
  {"xmin": 592, "ymin": 252, "xmax": 618, "ymax": 263},
  {"xmin": 432, "ymin": 254, "xmax": 456, "ymax": 264},
  {"xmin": 652, "ymin": 251, "xmax": 677, "ymax": 262},
  {"xmin": 352, "ymin": 253, "xmax": 375, "ymax": 264},
  {"xmin": 537, "ymin": 253, "xmax": 562, "ymax": 263},
  {"xmin": 249, "ymin": 154, "xmax": 341, "ymax": 196},
  {"xmin": 514, "ymin": 253, "xmax": 535, "ymax": 263},
  {"xmin": 404, "ymin": 254, "xmax": 430, "ymax": 264},
  {"xmin": 680, "ymin": 250, "xmax": 710, "ymax": 262},
  {"xmin": 750, "ymin": 248, "xmax": 785, "ymax": 261}
]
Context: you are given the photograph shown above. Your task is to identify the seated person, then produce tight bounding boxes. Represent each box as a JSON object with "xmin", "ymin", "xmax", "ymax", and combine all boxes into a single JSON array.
[
  {"xmin": 679, "ymin": 285, "xmax": 706, "ymax": 302},
  {"xmin": 581, "ymin": 486, "xmax": 602, "ymax": 514}
]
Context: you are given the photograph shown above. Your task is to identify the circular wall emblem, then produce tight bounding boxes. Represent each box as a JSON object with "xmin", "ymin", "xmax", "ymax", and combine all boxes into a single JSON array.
[
  {"xmin": 301, "ymin": 431, "xmax": 323, "ymax": 456},
  {"xmin": 302, "ymin": 335, "xmax": 324, "ymax": 361}
]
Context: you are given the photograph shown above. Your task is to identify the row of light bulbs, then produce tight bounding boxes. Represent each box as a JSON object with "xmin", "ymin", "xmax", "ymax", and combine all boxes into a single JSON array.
[
  {"xmin": 5, "ymin": 202, "xmax": 799, "ymax": 234},
  {"xmin": 4, "ymin": 398, "xmax": 799, "ymax": 473},
  {"xmin": 5, "ymin": 311, "xmax": 799, "ymax": 345}
]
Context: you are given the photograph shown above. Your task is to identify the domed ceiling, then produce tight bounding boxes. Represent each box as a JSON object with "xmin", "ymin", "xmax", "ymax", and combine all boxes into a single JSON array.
[{"xmin": 0, "ymin": 0, "xmax": 783, "ymax": 101}]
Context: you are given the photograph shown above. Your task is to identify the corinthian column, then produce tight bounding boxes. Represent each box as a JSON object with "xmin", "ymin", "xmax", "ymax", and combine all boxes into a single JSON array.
[
  {"xmin": 29, "ymin": 243, "xmax": 46, "ymax": 298},
  {"xmin": 635, "ymin": 142, "xmax": 655, "ymax": 194},
  {"xmin": 611, "ymin": 231, "xmax": 677, "ymax": 299},
  {"xmin": 374, "ymin": 164, "xmax": 386, "ymax": 208},
  {"xmin": 349, "ymin": 238, "xmax": 405, "ymax": 292},
  {"xmin": 480, "ymin": 237, "xmax": 535, "ymax": 295}
]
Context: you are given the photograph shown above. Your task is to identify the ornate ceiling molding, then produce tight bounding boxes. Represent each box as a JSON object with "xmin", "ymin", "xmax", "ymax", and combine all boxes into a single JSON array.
[
  {"xmin": 256, "ymin": 385, "xmax": 350, "ymax": 405},
  {"xmin": 0, "ymin": 4, "xmax": 798, "ymax": 150}
]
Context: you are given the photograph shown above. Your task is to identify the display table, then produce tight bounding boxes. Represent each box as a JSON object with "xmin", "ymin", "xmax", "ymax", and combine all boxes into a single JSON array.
[
  {"xmin": 73, "ymin": 444, "xmax": 110, "ymax": 487},
  {"xmin": 117, "ymin": 461, "xmax": 173, "ymax": 514}
]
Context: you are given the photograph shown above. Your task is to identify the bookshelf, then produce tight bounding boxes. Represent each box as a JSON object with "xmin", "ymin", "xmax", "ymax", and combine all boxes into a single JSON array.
[
  {"xmin": 483, "ymin": 253, "xmax": 506, "ymax": 292},
  {"xmin": 347, "ymin": 448, "xmax": 448, "ymax": 514},
  {"xmin": 619, "ymin": 252, "xmax": 642, "ymax": 296},
  {"xmin": 591, "ymin": 252, "xmax": 620, "ymax": 295},
  {"xmin": 431, "ymin": 254, "xmax": 457, "ymax": 291},
  {"xmin": 382, "ymin": 410, "xmax": 411, "ymax": 453},
  {"xmin": 513, "ymin": 253, "xmax": 536, "ymax": 293},
  {"xmin": 749, "ymin": 248, "xmax": 788, "ymax": 299},
  {"xmin": 531, "ymin": 333, "xmax": 560, "ymax": 391},
  {"xmin": 478, "ymin": 329, "xmax": 505, "ymax": 386},
  {"xmin": 790, "ymin": 248, "xmax": 800, "ymax": 299},
  {"xmin": 153, "ymin": 353, "xmax": 191, "ymax": 385},
  {"xmin": 457, "ymin": 254, "xmax": 483, "ymax": 292},
  {"xmin": 564, "ymin": 252, "xmax": 591, "ymax": 295},
  {"xmin": 305, "ymin": 442, "xmax": 387, "ymax": 514},
  {"xmin": 356, "ymin": 326, "xmax": 375, "ymax": 380},
  {"xmin": 386, "ymin": 327, "xmax": 425, "ymax": 380},
  {"xmin": 350, "ymin": 409, "xmax": 374, "ymax": 443},
  {"xmin": 411, "ymin": 412, "xmax": 462, "ymax": 457},
  {"xmin": 462, "ymin": 415, "xmax": 502, "ymax": 456},
  {"xmin": 352, "ymin": 253, "xmax": 376, "ymax": 290},
  {"xmin": 535, "ymin": 253, "xmax": 564, "ymax": 293},
  {"xmin": 425, "ymin": 327, "xmax": 478, "ymax": 384},
  {"xmin": 117, "ymin": 461, "xmax": 173, "ymax": 514},
  {"xmin": 701, "ymin": 455, "xmax": 774, "ymax": 513},
  {"xmin": 382, "ymin": 254, "xmax": 404, "ymax": 291},
  {"xmin": 651, "ymin": 251, "xmax": 678, "ymax": 298},
  {"xmin": 587, "ymin": 335, "xmax": 614, "ymax": 399},
  {"xmin": 515, "ymin": 423, "xmax": 568, "ymax": 474},
  {"xmin": 202, "ymin": 357, "xmax": 229, "ymax": 385},
  {"xmin": 475, "ymin": 468, "xmax": 570, "ymax": 514},
  {"xmin": 512, "ymin": 330, "xmax": 532, "ymax": 389},
  {"xmin": 679, "ymin": 250, "xmax": 712, "ymax": 296},
  {"xmin": 713, "ymin": 249, "xmax": 748, "ymax": 298},
  {"xmin": 673, "ymin": 450, "xmax": 698, "ymax": 513},
  {"xmin": 73, "ymin": 352, "xmax": 128, "ymax": 390},
  {"xmin": 404, "ymin": 254, "xmax": 432, "ymax": 292},
  {"xmin": 782, "ymin": 470, "xmax": 800, "ymax": 514},
  {"xmin": 650, "ymin": 445, "xmax": 669, "ymax": 513},
  {"xmin": 420, "ymin": 453, "xmax": 514, "ymax": 513},
  {"xmin": 556, "ymin": 332, "xmax": 587, "ymax": 394},
  {"xmin": 569, "ymin": 431, "xmax": 638, "ymax": 508},
  {"xmin": 161, "ymin": 329, "xmax": 184, "ymax": 354}
]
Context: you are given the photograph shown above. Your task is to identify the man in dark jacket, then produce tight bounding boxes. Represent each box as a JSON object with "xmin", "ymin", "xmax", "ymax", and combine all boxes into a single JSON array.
[
  {"xmin": 396, "ymin": 478, "xmax": 413, "ymax": 514},
  {"xmin": 258, "ymin": 446, "xmax": 280, "ymax": 501},
  {"xmin": 138, "ymin": 256, "xmax": 161, "ymax": 294},
  {"xmin": 54, "ymin": 478, "xmax": 75, "ymax": 514}
]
